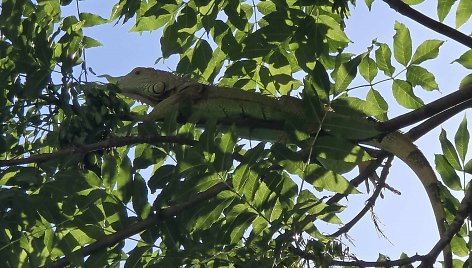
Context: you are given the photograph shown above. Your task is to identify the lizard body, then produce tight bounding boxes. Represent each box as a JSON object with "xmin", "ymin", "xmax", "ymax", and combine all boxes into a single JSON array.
[{"xmin": 116, "ymin": 67, "xmax": 452, "ymax": 266}]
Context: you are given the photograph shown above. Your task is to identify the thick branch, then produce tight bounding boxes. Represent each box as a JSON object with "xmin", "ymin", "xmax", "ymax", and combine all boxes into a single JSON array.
[
  {"xmin": 408, "ymin": 97, "xmax": 472, "ymax": 140},
  {"xmin": 419, "ymin": 185, "xmax": 472, "ymax": 267},
  {"xmin": 379, "ymin": 86, "xmax": 472, "ymax": 132},
  {"xmin": 382, "ymin": 0, "xmax": 472, "ymax": 48},
  {"xmin": 51, "ymin": 179, "xmax": 233, "ymax": 268}
]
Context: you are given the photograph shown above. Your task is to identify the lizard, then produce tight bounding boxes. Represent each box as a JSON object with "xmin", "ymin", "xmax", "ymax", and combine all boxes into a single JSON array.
[{"xmin": 115, "ymin": 67, "xmax": 452, "ymax": 267}]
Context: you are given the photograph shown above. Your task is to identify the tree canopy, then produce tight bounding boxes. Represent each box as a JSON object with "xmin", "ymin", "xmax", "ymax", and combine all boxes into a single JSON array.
[{"xmin": 0, "ymin": 0, "xmax": 472, "ymax": 267}]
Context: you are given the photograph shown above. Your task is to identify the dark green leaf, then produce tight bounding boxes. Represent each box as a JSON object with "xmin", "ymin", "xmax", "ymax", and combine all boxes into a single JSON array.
[
  {"xmin": 435, "ymin": 154, "xmax": 462, "ymax": 190},
  {"xmin": 304, "ymin": 163, "xmax": 360, "ymax": 194},
  {"xmin": 334, "ymin": 54, "xmax": 362, "ymax": 93},
  {"xmin": 79, "ymin": 12, "xmax": 108, "ymax": 27},
  {"xmin": 454, "ymin": 115, "xmax": 469, "ymax": 162},
  {"xmin": 439, "ymin": 129, "xmax": 462, "ymax": 170}
]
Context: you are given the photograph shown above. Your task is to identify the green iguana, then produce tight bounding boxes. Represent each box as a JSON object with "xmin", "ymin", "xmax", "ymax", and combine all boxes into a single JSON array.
[{"xmin": 115, "ymin": 67, "xmax": 452, "ymax": 267}]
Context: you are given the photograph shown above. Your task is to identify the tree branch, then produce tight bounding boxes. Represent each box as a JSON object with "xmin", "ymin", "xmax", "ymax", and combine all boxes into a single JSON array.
[
  {"xmin": 292, "ymin": 183, "xmax": 472, "ymax": 267},
  {"xmin": 382, "ymin": 0, "xmax": 472, "ymax": 48},
  {"xmin": 0, "ymin": 135, "xmax": 197, "ymax": 167},
  {"xmin": 419, "ymin": 184, "xmax": 472, "ymax": 267},
  {"xmin": 327, "ymin": 153, "xmax": 388, "ymax": 205},
  {"xmin": 328, "ymin": 156, "xmax": 394, "ymax": 237},
  {"xmin": 408, "ymin": 97, "xmax": 472, "ymax": 140},
  {"xmin": 51, "ymin": 179, "xmax": 233, "ymax": 268},
  {"xmin": 378, "ymin": 86, "xmax": 472, "ymax": 132}
]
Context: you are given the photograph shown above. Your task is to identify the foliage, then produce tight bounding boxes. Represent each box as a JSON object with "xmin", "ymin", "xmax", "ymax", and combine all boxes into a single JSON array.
[{"xmin": 0, "ymin": 0, "xmax": 471, "ymax": 267}]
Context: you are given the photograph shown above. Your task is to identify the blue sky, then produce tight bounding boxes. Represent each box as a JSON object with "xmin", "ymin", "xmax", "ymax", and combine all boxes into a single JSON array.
[{"xmin": 63, "ymin": 1, "xmax": 471, "ymax": 264}]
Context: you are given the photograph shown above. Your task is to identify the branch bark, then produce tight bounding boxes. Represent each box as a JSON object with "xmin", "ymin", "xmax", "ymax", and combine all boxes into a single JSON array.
[
  {"xmin": 382, "ymin": 0, "xmax": 472, "ymax": 48},
  {"xmin": 0, "ymin": 135, "xmax": 196, "ymax": 167},
  {"xmin": 379, "ymin": 85, "xmax": 472, "ymax": 132}
]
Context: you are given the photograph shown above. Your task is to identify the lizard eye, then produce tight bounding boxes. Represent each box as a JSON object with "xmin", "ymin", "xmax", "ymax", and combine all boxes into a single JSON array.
[{"xmin": 152, "ymin": 82, "xmax": 165, "ymax": 94}]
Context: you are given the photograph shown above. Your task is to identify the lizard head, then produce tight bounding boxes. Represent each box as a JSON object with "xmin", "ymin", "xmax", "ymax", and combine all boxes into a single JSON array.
[{"xmin": 116, "ymin": 67, "xmax": 169, "ymax": 105}]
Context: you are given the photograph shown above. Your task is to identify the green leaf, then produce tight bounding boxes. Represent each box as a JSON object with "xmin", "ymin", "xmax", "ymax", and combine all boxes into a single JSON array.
[
  {"xmin": 252, "ymin": 216, "xmax": 269, "ymax": 235},
  {"xmin": 437, "ymin": 0, "xmax": 456, "ymax": 22},
  {"xmin": 257, "ymin": 1, "xmax": 276, "ymax": 14},
  {"xmin": 454, "ymin": 50, "xmax": 472, "ymax": 69},
  {"xmin": 439, "ymin": 129, "xmax": 462, "ymax": 170},
  {"xmin": 224, "ymin": 204, "xmax": 257, "ymax": 244},
  {"xmin": 393, "ymin": 22, "xmax": 412, "ymax": 66},
  {"xmin": 134, "ymin": 145, "xmax": 165, "ymax": 170},
  {"xmin": 364, "ymin": 0, "xmax": 374, "ymax": 10},
  {"xmin": 192, "ymin": 40, "xmax": 213, "ymax": 72},
  {"xmin": 304, "ymin": 164, "xmax": 360, "ymax": 194},
  {"xmin": 82, "ymin": 36, "xmax": 102, "ymax": 48},
  {"xmin": 306, "ymin": 61, "xmax": 331, "ymax": 102},
  {"xmin": 411, "ymin": 40, "xmax": 443, "ymax": 65},
  {"xmin": 331, "ymin": 96, "xmax": 386, "ymax": 118},
  {"xmin": 334, "ymin": 55, "xmax": 362, "ymax": 93},
  {"xmin": 366, "ymin": 88, "xmax": 388, "ymax": 120},
  {"xmin": 359, "ymin": 56, "xmax": 378, "ymax": 83},
  {"xmin": 406, "ymin": 65, "xmax": 439, "ymax": 91},
  {"xmin": 450, "ymin": 235, "xmax": 469, "ymax": 256},
  {"xmin": 101, "ymin": 153, "xmax": 118, "ymax": 190},
  {"xmin": 131, "ymin": 15, "xmax": 170, "ymax": 32},
  {"xmin": 456, "ymin": 0, "xmax": 472, "ymax": 28},
  {"xmin": 459, "ymin": 73, "xmax": 472, "ymax": 89},
  {"xmin": 213, "ymin": 131, "xmax": 236, "ymax": 171},
  {"xmin": 454, "ymin": 115, "xmax": 469, "ymax": 163},
  {"xmin": 79, "ymin": 12, "xmax": 108, "ymax": 27},
  {"xmin": 314, "ymin": 135, "xmax": 372, "ymax": 167},
  {"xmin": 435, "ymin": 154, "xmax": 462, "ymax": 190},
  {"xmin": 324, "ymin": 113, "xmax": 381, "ymax": 140},
  {"xmin": 375, "ymin": 43, "xmax": 395, "ymax": 77},
  {"xmin": 392, "ymin": 79, "xmax": 424, "ymax": 109},
  {"xmin": 233, "ymin": 164, "xmax": 258, "ymax": 201},
  {"xmin": 148, "ymin": 165, "xmax": 176, "ymax": 192},
  {"xmin": 132, "ymin": 173, "xmax": 149, "ymax": 218},
  {"xmin": 403, "ymin": 0, "xmax": 425, "ymax": 4},
  {"xmin": 464, "ymin": 158, "xmax": 472, "ymax": 174},
  {"xmin": 192, "ymin": 195, "xmax": 233, "ymax": 231}
]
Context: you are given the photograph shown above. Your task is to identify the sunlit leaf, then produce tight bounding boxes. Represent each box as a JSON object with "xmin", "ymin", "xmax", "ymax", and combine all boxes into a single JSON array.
[
  {"xmin": 375, "ymin": 43, "xmax": 396, "ymax": 77},
  {"xmin": 406, "ymin": 65, "xmax": 439, "ymax": 91},
  {"xmin": 392, "ymin": 79, "xmax": 424, "ymax": 109},
  {"xmin": 411, "ymin": 40, "xmax": 443, "ymax": 65},
  {"xmin": 454, "ymin": 50, "xmax": 472, "ymax": 69},
  {"xmin": 437, "ymin": 0, "xmax": 456, "ymax": 22},
  {"xmin": 456, "ymin": 0, "xmax": 472, "ymax": 28},
  {"xmin": 359, "ymin": 56, "xmax": 378, "ymax": 83},
  {"xmin": 393, "ymin": 22, "xmax": 412, "ymax": 66}
]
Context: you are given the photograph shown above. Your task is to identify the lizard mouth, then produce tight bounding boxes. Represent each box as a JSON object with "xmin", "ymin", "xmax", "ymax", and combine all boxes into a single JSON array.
[{"xmin": 120, "ymin": 91, "xmax": 162, "ymax": 106}]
